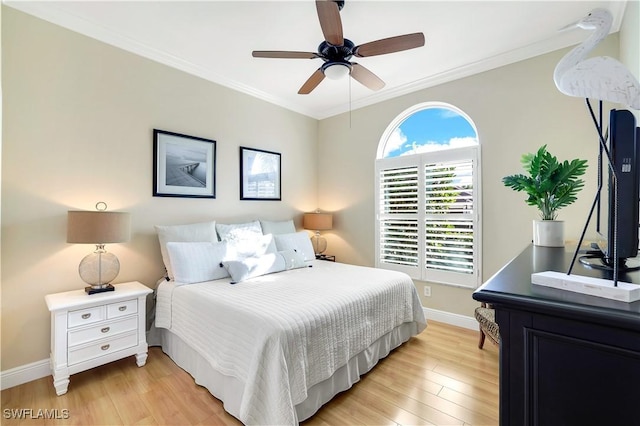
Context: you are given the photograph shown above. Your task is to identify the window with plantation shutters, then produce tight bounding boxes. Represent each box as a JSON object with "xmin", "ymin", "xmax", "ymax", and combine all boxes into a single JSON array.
[{"xmin": 375, "ymin": 103, "xmax": 481, "ymax": 288}]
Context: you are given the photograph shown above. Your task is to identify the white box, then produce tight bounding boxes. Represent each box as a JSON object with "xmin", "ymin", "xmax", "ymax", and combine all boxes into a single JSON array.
[{"xmin": 531, "ymin": 271, "xmax": 640, "ymax": 302}]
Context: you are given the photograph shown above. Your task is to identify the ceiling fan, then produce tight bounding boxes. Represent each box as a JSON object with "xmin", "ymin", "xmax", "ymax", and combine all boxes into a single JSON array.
[{"xmin": 251, "ymin": 0, "xmax": 425, "ymax": 94}]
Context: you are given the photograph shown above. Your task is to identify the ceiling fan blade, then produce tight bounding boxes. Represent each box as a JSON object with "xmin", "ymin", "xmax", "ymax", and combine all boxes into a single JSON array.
[
  {"xmin": 252, "ymin": 51, "xmax": 319, "ymax": 59},
  {"xmin": 354, "ymin": 32, "xmax": 425, "ymax": 57},
  {"xmin": 316, "ymin": 0, "xmax": 343, "ymax": 46},
  {"xmin": 350, "ymin": 63, "xmax": 385, "ymax": 91},
  {"xmin": 298, "ymin": 68, "xmax": 326, "ymax": 94}
]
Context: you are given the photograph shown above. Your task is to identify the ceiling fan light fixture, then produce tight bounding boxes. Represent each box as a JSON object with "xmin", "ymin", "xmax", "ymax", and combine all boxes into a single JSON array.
[
  {"xmin": 252, "ymin": 1, "xmax": 425, "ymax": 94},
  {"xmin": 323, "ymin": 62, "xmax": 351, "ymax": 80}
]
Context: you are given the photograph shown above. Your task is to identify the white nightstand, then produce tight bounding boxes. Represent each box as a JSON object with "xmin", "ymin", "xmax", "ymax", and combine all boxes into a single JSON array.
[{"xmin": 45, "ymin": 281, "xmax": 153, "ymax": 395}]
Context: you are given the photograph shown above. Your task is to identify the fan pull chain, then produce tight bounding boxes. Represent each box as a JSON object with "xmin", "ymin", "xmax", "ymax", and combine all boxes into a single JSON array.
[{"xmin": 349, "ymin": 73, "xmax": 352, "ymax": 128}]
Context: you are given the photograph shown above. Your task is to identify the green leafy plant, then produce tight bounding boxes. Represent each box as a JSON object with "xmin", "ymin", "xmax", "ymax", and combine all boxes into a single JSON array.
[{"xmin": 502, "ymin": 145, "xmax": 588, "ymax": 220}]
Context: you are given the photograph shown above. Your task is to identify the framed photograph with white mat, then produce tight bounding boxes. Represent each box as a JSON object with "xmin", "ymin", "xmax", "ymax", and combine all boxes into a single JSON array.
[
  {"xmin": 240, "ymin": 146, "xmax": 281, "ymax": 201},
  {"xmin": 153, "ymin": 129, "xmax": 216, "ymax": 198}
]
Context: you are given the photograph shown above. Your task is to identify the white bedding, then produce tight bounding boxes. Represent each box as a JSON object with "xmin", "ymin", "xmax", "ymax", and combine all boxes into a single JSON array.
[{"xmin": 155, "ymin": 260, "xmax": 426, "ymax": 425}]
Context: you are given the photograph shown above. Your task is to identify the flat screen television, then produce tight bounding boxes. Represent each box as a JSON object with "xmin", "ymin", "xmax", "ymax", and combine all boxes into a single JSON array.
[{"xmin": 582, "ymin": 109, "xmax": 640, "ymax": 271}]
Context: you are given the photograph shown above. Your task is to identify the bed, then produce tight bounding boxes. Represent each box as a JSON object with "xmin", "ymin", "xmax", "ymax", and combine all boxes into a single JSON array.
[{"xmin": 151, "ymin": 219, "xmax": 427, "ymax": 425}]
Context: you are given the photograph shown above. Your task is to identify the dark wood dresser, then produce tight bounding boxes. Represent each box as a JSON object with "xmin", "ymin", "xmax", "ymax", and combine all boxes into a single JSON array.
[{"xmin": 473, "ymin": 244, "xmax": 640, "ymax": 426}]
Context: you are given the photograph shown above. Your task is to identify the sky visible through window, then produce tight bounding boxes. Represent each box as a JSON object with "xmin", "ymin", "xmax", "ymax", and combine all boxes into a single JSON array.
[{"xmin": 383, "ymin": 107, "xmax": 478, "ymax": 158}]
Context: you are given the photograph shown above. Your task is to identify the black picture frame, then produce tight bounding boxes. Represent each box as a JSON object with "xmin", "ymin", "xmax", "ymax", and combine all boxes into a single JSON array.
[
  {"xmin": 240, "ymin": 146, "xmax": 281, "ymax": 201},
  {"xmin": 153, "ymin": 129, "xmax": 216, "ymax": 198}
]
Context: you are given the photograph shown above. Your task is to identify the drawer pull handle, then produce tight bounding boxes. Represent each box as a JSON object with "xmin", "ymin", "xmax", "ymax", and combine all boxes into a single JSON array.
[
  {"xmin": 101, "ymin": 344, "xmax": 110, "ymax": 351},
  {"xmin": 101, "ymin": 327, "xmax": 110, "ymax": 333},
  {"xmin": 118, "ymin": 306, "xmax": 127, "ymax": 312},
  {"xmin": 81, "ymin": 313, "xmax": 91, "ymax": 319}
]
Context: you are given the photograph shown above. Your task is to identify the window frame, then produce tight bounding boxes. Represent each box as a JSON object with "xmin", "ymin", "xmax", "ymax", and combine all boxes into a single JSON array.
[{"xmin": 375, "ymin": 103, "xmax": 482, "ymax": 288}]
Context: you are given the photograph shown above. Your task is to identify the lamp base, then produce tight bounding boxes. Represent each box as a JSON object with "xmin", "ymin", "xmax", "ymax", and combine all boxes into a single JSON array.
[
  {"xmin": 311, "ymin": 235, "xmax": 327, "ymax": 254},
  {"xmin": 78, "ymin": 247, "xmax": 120, "ymax": 286},
  {"xmin": 85, "ymin": 284, "xmax": 115, "ymax": 295}
]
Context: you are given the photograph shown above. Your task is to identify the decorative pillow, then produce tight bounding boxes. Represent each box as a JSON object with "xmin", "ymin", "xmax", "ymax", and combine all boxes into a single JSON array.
[
  {"xmin": 155, "ymin": 221, "xmax": 217, "ymax": 280},
  {"xmin": 227, "ymin": 233, "xmax": 277, "ymax": 259},
  {"xmin": 216, "ymin": 220, "xmax": 262, "ymax": 242},
  {"xmin": 260, "ymin": 219, "xmax": 296, "ymax": 235},
  {"xmin": 223, "ymin": 253, "xmax": 285, "ymax": 284},
  {"xmin": 166, "ymin": 241, "xmax": 232, "ymax": 284},
  {"xmin": 223, "ymin": 250, "xmax": 307, "ymax": 284},
  {"xmin": 274, "ymin": 231, "xmax": 316, "ymax": 261},
  {"xmin": 278, "ymin": 249, "xmax": 307, "ymax": 270}
]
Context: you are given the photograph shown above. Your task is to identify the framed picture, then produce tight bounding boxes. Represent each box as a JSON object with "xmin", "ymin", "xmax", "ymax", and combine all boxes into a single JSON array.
[
  {"xmin": 240, "ymin": 146, "xmax": 281, "ymax": 200},
  {"xmin": 153, "ymin": 129, "xmax": 216, "ymax": 198}
]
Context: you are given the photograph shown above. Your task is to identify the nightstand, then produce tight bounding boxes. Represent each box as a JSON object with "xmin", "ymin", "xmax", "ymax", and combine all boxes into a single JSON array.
[
  {"xmin": 316, "ymin": 254, "xmax": 336, "ymax": 262},
  {"xmin": 45, "ymin": 281, "xmax": 152, "ymax": 396}
]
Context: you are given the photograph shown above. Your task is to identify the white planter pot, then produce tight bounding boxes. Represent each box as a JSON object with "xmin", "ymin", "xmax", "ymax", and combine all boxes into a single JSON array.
[{"xmin": 533, "ymin": 220, "xmax": 564, "ymax": 247}]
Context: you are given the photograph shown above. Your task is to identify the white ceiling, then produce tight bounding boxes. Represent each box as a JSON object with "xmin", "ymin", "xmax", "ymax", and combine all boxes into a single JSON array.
[{"xmin": 5, "ymin": 1, "xmax": 628, "ymax": 119}]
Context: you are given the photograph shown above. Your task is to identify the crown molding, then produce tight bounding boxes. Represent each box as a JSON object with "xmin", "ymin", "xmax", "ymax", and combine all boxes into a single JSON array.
[
  {"xmin": 3, "ymin": 1, "xmax": 320, "ymax": 118},
  {"xmin": 5, "ymin": 0, "xmax": 629, "ymax": 121},
  {"xmin": 315, "ymin": 0, "xmax": 628, "ymax": 120}
]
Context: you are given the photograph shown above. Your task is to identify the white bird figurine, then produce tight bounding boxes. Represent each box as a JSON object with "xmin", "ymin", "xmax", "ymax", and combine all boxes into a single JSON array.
[{"xmin": 554, "ymin": 8, "xmax": 640, "ymax": 109}]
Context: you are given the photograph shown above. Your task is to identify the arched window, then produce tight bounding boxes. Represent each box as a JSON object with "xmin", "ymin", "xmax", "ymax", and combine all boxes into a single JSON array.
[{"xmin": 375, "ymin": 103, "xmax": 481, "ymax": 288}]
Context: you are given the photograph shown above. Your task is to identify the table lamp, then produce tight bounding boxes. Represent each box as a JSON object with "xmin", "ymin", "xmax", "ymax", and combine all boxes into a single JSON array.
[
  {"xmin": 67, "ymin": 202, "xmax": 131, "ymax": 294},
  {"xmin": 303, "ymin": 211, "xmax": 333, "ymax": 254}
]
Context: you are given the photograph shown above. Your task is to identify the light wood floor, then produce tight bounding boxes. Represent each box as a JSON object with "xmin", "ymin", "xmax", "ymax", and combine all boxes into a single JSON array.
[{"xmin": 1, "ymin": 321, "xmax": 498, "ymax": 425}]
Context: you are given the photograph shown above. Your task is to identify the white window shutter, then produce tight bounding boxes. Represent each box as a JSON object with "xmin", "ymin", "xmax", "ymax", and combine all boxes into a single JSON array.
[
  {"xmin": 376, "ymin": 159, "xmax": 422, "ymax": 278},
  {"xmin": 424, "ymin": 157, "xmax": 476, "ymax": 286}
]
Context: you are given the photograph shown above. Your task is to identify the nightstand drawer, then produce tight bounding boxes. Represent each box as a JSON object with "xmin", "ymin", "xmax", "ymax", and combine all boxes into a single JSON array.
[
  {"xmin": 68, "ymin": 306, "xmax": 105, "ymax": 328},
  {"xmin": 68, "ymin": 330, "xmax": 138, "ymax": 366},
  {"xmin": 107, "ymin": 299, "xmax": 137, "ymax": 319},
  {"xmin": 68, "ymin": 316, "xmax": 138, "ymax": 347}
]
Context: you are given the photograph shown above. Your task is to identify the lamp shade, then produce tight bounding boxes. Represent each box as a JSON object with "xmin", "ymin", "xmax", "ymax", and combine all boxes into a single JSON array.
[
  {"xmin": 67, "ymin": 211, "xmax": 131, "ymax": 244},
  {"xmin": 303, "ymin": 212, "xmax": 333, "ymax": 231},
  {"xmin": 324, "ymin": 63, "xmax": 350, "ymax": 80}
]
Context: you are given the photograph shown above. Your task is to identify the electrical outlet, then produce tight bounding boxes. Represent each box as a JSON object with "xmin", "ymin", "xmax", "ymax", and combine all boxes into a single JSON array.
[{"xmin": 423, "ymin": 286, "xmax": 431, "ymax": 297}]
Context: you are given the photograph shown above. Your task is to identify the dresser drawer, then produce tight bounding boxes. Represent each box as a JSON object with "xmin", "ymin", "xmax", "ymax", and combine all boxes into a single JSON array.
[
  {"xmin": 68, "ymin": 330, "xmax": 138, "ymax": 366},
  {"xmin": 107, "ymin": 299, "xmax": 137, "ymax": 319},
  {"xmin": 68, "ymin": 306, "xmax": 105, "ymax": 328},
  {"xmin": 68, "ymin": 316, "xmax": 138, "ymax": 347}
]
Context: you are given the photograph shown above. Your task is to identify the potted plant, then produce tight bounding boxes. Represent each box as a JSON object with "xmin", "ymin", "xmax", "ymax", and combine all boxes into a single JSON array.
[{"xmin": 503, "ymin": 145, "xmax": 588, "ymax": 247}]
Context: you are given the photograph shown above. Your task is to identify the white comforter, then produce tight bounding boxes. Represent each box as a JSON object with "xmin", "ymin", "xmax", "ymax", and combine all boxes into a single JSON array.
[{"xmin": 155, "ymin": 260, "xmax": 426, "ymax": 425}]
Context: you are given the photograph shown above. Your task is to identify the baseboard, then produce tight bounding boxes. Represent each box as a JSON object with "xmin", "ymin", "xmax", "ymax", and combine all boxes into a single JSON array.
[
  {"xmin": 2, "ymin": 316, "xmax": 476, "ymax": 391},
  {"xmin": 1, "ymin": 332, "xmax": 155, "ymax": 391},
  {"xmin": 1, "ymin": 359, "xmax": 50, "ymax": 391},
  {"xmin": 423, "ymin": 307, "xmax": 478, "ymax": 330}
]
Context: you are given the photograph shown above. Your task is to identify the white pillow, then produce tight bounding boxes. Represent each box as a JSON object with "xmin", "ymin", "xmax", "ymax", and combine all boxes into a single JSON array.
[
  {"xmin": 227, "ymin": 233, "xmax": 277, "ymax": 259},
  {"xmin": 155, "ymin": 221, "xmax": 218, "ymax": 280},
  {"xmin": 216, "ymin": 220, "xmax": 262, "ymax": 242},
  {"xmin": 260, "ymin": 219, "xmax": 296, "ymax": 235},
  {"xmin": 223, "ymin": 253, "xmax": 285, "ymax": 284},
  {"xmin": 278, "ymin": 249, "xmax": 307, "ymax": 270},
  {"xmin": 222, "ymin": 250, "xmax": 307, "ymax": 284},
  {"xmin": 274, "ymin": 231, "xmax": 316, "ymax": 261},
  {"xmin": 166, "ymin": 241, "xmax": 232, "ymax": 284}
]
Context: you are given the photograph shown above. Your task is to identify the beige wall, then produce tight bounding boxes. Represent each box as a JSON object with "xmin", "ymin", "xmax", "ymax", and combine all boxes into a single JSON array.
[
  {"xmin": 317, "ymin": 36, "xmax": 621, "ymax": 317},
  {"xmin": 1, "ymin": 5, "xmax": 3, "ymax": 299},
  {"xmin": 620, "ymin": 0, "xmax": 639, "ymax": 122},
  {"xmin": 1, "ymin": 8, "xmax": 317, "ymax": 370}
]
